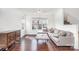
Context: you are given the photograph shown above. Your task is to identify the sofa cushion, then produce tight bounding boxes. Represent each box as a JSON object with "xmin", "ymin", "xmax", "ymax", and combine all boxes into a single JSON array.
[
  {"xmin": 59, "ymin": 30, "xmax": 66, "ymax": 36},
  {"xmin": 53, "ymin": 33, "xmax": 59, "ymax": 38},
  {"xmin": 52, "ymin": 36, "xmax": 59, "ymax": 42},
  {"xmin": 49, "ymin": 28, "xmax": 54, "ymax": 33},
  {"xmin": 66, "ymin": 32, "xmax": 72, "ymax": 36},
  {"xmin": 54, "ymin": 29, "xmax": 59, "ymax": 34}
]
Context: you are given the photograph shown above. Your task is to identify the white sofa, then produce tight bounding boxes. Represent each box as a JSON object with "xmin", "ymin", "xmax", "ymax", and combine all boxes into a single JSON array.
[{"xmin": 48, "ymin": 29, "xmax": 74, "ymax": 46}]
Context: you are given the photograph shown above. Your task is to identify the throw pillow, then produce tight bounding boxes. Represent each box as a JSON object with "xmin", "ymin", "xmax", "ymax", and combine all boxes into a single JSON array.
[
  {"xmin": 49, "ymin": 28, "xmax": 54, "ymax": 33},
  {"xmin": 54, "ymin": 29, "xmax": 59, "ymax": 34},
  {"xmin": 67, "ymin": 32, "xmax": 72, "ymax": 36},
  {"xmin": 59, "ymin": 30, "xmax": 66, "ymax": 36}
]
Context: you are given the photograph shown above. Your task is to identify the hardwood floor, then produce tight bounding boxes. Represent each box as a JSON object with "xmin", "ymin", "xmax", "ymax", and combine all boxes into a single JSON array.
[{"xmin": 8, "ymin": 35, "xmax": 76, "ymax": 51}]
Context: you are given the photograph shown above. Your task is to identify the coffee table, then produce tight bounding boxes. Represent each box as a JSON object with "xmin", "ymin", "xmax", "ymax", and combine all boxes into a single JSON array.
[{"xmin": 35, "ymin": 33, "xmax": 49, "ymax": 43}]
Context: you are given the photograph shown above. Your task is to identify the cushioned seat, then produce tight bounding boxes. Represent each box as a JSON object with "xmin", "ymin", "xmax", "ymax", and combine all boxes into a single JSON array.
[{"xmin": 48, "ymin": 29, "xmax": 74, "ymax": 46}]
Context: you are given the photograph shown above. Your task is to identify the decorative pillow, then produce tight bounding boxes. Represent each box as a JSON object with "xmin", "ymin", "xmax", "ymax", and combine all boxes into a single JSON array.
[
  {"xmin": 62, "ymin": 32, "xmax": 66, "ymax": 36},
  {"xmin": 66, "ymin": 32, "xmax": 72, "ymax": 36},
  {"xmin": 54, "ymin": 29, "xmax": 59, "ymax": 34},
  {"xmin": 49, "ymin": 28, "xmax": 54, "ymax": 33},
  {"xmin": 59, "ymin": 30, "xmax": 66, "ymax": 36}
]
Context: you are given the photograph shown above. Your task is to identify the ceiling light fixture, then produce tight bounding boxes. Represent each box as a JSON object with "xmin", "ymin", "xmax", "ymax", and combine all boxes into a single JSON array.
[{"xmin": 37, "ymin": 9, "xmax": 40, "ymax": 13}]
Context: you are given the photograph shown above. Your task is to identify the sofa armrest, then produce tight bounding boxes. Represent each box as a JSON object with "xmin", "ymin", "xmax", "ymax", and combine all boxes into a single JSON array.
[{"xmin": 59, "ymin": 36, "xmax": 74, "ymax": 46}]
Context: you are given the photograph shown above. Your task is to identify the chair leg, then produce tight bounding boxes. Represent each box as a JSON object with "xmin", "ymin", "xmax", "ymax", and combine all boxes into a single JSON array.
[{"xmin": 37, "ymin": 39, "xmax": 39, "ymax": 45}]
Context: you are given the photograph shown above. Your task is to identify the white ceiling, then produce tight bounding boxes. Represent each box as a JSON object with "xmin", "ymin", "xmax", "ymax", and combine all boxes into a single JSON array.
[{"xmin": 17, "ymin": 8, "xmax": 60, "ymax": 15}]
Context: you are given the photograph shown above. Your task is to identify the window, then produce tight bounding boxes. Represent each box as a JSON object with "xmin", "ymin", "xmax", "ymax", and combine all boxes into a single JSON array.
[{"xmin": 32, "ymin": 17, "xmax": 47, "ymax": 30}]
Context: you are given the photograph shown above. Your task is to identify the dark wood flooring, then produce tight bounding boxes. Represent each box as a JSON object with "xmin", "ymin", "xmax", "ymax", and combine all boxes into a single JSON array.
[{"xmin": 8, "ymin": 36, "xmax": 76, "ymax": 51}]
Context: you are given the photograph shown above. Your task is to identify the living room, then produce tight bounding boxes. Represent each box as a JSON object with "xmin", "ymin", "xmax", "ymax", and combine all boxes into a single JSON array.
[{"xmin": 0, "ymin": 8, "xmax": 78, "ymax": 51}]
